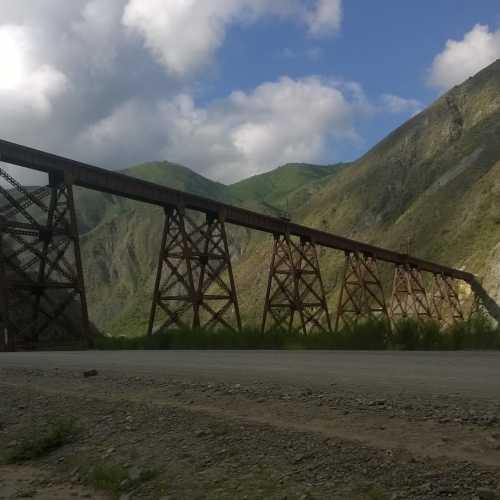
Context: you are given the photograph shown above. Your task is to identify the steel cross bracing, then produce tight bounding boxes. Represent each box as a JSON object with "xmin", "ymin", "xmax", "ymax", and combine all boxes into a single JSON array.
[
  {"xmin": 389, "ymin": 265, "xmax": 434, "ymax": 322},
  {"xmin": 0, "ymin": 168, "xmax": 90, "ymax": 351},
  {"xmin": 429, "ymin": 273, "xmax": 464, "ymax": 327},
  {"xmin": 262, "ymin": 234, "xmax": 331, "ymax": 334},
  {"xmin": 335, "ymin": 252, "xmax": 390, "ymax": 331},
  {"xmin": 148, "ymin": 207, "xmax": 241, "ymax": 334}
]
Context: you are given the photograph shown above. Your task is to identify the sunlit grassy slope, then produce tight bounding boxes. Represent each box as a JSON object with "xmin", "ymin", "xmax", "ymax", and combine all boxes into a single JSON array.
[{"xmin": 228, "ymin": 163, "xmax": 340, "ymax": 210}]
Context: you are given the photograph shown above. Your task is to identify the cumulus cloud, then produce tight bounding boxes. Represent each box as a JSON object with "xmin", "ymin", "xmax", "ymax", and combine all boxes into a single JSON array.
[
  {"xmin": 122, "ymin": 0, "xmax": 342, "ymax": 77},
  {"xmin": 0, "ymin": 0, "xmax": 407, "ymax": 186},
  {"xmin": 429, "ymin": 24, "xmax": 500, "ymax": 90},
  {"xmin": 380, "ymin": 94, "xmax": 422, "ymax": 115},
  {"xmin": 0, "ymin": 25, "xmax": 68, "ymax": 114},
  {"xmin": 77, "ymin": 77, "xmax": 363, "ymax": 182}
]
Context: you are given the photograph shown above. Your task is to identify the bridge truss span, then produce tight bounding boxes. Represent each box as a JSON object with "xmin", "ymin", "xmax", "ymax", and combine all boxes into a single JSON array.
[{"xmin": 0, "ymin": 138, "xmax": 493, "ymax": 350}]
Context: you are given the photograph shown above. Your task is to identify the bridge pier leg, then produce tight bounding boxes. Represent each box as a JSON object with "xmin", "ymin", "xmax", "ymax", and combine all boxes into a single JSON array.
[
  {"xmin": 0, "ymin": 168, "xmax": 90, "ymax": 350},
  {"xmin": 430, "ymin": 274, "xmax": 464, "ymax": 327},
  {"xmin": 0, "ymin": 233, "xmax": 12, "ymax": 351},
  {"xmin": 389, "ymin": 265, "xmax": 433, "ymax": 324},
  {"xmin": 148, "ymin": 206, "xmax": 241, "ymax": 334},
  {"xmin": 334, "ymin": 251, "xmax": 390, "ymax": 331},
  {"xmin": 262, "ymin": 234, "xmax": 331, "ymax": 334}
]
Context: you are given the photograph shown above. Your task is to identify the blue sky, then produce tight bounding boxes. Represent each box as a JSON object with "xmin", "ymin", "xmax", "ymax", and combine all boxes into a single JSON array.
[
  {"xmin": 0, "ymin": 0, "xmax": 499, "ymax": 184},
  {"xmin": 209, "ymin": 0, "xmax": 500, "ymax": 163}
]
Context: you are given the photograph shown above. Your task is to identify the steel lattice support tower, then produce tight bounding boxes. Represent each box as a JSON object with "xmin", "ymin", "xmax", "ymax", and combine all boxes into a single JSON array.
[
  {"xmin": 430, "ymin": 273, "xmax": 464, "ymax": 327},
  {"xmin": 389, "ymin": 265, "xmax": 433, "ymax": 323},
  {"xmin": 262, "ymin": 233, "xmax": 331, "ymax": 334},
  {"xmin": 148, "ymin": 206, "xmax": 241, "ymax": 334},
  {"xmin": 0, "ymin": 168, "xmax": 90, "ymax": 351},
  {"xmin": 468, "ymin": 289, "xmax": 485, "ymax": 320},
  {"xmin": 335, "ymin": 251, "xmax": 390, "ymax": 331}
]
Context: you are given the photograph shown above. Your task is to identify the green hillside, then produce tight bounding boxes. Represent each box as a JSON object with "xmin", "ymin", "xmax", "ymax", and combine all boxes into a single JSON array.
[
  {"xmin": 75, "ymin": 161, "xmax": 231, "ymax": 234},
  {"xmin": 229, "ymin": 163, "xmax": 339, "ymax": 210},
  {"xmin": 77, "ymin": 59, "xmax": 500, "ymax": 336},
  {"xmin": 124, "ymin": 161, "xmax": 230, "ymax": 201},
  {"xmin": 230, "ymin": 59, "xmax": 500, "ymax": 324}
]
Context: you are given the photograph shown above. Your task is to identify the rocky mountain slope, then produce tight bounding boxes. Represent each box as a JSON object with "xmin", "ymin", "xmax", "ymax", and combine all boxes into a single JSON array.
[{"xmin": 79, "ymin": 59, "xmax": 500, "ymax": 336}]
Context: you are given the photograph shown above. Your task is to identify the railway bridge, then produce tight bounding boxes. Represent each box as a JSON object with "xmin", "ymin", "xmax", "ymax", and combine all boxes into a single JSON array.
[{"xmin": 0, "ymin": 139, "xmax": 496, "ymax": 350}]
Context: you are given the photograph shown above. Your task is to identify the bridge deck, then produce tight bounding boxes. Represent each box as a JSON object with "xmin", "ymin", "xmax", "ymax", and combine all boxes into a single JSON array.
[{"xmin": 0, "ymin": 138, "xmax": 472, "ymax": 282}]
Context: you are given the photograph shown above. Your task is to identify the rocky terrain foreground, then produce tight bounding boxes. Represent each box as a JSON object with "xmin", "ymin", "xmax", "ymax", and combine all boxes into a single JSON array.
[{"xmin": 1, "ymin": 351, "xmax": 500, "ymax": 499}]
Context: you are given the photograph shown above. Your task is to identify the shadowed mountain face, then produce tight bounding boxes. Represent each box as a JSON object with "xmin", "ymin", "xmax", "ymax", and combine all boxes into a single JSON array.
[{"xmin": 78, "ymin": 60, "xmax": 500, "ymax": 336}]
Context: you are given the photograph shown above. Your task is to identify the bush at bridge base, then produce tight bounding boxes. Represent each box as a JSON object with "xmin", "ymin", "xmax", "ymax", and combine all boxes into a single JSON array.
[{"xmin": 94, "ymin": 313, "xmax": 500, "ymax": 350}]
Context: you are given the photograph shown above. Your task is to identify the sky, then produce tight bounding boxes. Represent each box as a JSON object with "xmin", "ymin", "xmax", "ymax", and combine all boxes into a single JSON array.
[{"xmin": 0, "ymin": 0, "xmax": 499, "ymax": 185}]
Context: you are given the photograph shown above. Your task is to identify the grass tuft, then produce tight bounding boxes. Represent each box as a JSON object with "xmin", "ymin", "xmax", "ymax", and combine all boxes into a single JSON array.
[
  {"xmin": 3, "ymin": 417, "xmax": 79, "ymax": 464},
  {"xmin": 86, "ymin": 463, "xmax": 158, "ymax": 498},
  {"xmin": 87, "ymin": 463, "xmax": 129, "ymax": 497}
]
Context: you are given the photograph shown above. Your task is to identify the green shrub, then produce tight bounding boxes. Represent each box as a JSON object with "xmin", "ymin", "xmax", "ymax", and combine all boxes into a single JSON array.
[
  {"xmin": 3, "ymin": 417, "xmax": 79, "ymax": 463},
  {"xmin": 86, "ymin": 463, "xmax": 158, "ymax": 498},
  {"xmin": 87, "ymin": 463, "xmax": 128, "ymax": 496},
  {"xmin": 391, "ymin": 318, "xmax": 422, "ymax": 350},
  {"xmin": 447, "ymin": 313, "xmax": 499, "ymax": 349},
  {"xmin": 339, "ymin": 318, "xmax": 390, "ymax": 350}
]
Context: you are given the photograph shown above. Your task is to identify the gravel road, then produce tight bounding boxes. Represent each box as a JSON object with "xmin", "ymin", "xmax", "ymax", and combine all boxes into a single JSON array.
[
  {"xmin": 2, "ymin": 351, "xmax": 500, "ymax": 499},
  {"xmin": 2, "ymin": 350, "xmax": 500, "ymax": 397}
]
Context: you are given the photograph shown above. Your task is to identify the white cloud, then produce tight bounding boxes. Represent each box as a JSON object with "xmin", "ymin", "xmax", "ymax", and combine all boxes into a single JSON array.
[
  {"xmin": 380, "ymin": 94, "xmax": 422, "ymax": 115},
  {"xmin": 0, "ymin": 25, "xmax": 68, "ymax": 114},
  {"xmin": 77, "ymin": 76, "xmax": 363, "ymax": 182},
  {"xmin": 429, "ymin": 24, "xmax": 500, "ymax": 90},
  {"xmin": 122, "ymin": 0, "xmax": 342, "ymax": 77},
  {"xmin": 306, "ymin": 0, "xmax": 342, "ymax": 36},
  {"xmin": 0, "ymin": 0, "xmax": 407, "ymax": 188},
  {"xmin": 71, "ymin": 0, "xmax": 126, "ymax": 71}
]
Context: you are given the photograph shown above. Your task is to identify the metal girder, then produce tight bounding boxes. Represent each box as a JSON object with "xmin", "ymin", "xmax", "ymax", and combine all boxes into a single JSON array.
[
  {"xmin": 0, "ymin": 138, "xmax": 474, "ymax": 283},
  {"xmin": 430, "ymin": 274, "xmax": 465, "ymax": 327},
  {"xmin": 0, "ymin": 168, "xmax": 90, "ymax": 351},
  {"xmin": 430, "ymin": 274, "xmax": 464, "ymax": 327},
  {"xmin": 148, "ymin": 206, "xmax": 241, "ymax": 334},
  {"xmin": 389, "ymin": 265, "xmax": 433, "ymax": 323},
  {"xmin": 335, "ymin": 251, "xmax": 390, "ymax": 331},
  {"xmin": 262, "ymin": 234, "xmax": 331, "ymax": 334}
]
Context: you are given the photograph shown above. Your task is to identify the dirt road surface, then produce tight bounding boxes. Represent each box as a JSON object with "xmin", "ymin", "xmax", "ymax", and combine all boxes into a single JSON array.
[{"xmin": 2, "ymin": 350, "xmax": 500, "ymax": 499}]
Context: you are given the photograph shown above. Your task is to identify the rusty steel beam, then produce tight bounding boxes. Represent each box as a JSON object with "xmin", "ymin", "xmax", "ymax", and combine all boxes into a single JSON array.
[
  {"xmin": 0, "ymin": 139, "xmax": 473, "ymax": 282},
  {"xmin": 430, "ymin": 274, "xmax": 464, "ymax": 327},
  {"xmin": 335, "ymin": 251, "xmax": 390, "ymax": 331},
  {"xmin": 262, "ymin": 234, "xmax": 331, "ymax": 334},
  {"xmin": 389, "ymin": 265, "xmax": 433, "ymax": 323},
  {"xmin": 0, "ymin": 168, "xmax": 90, "ymax": 350},
  {"xmin": 148, "ymin": 207, "xmax": 241, "ymax": 334}
]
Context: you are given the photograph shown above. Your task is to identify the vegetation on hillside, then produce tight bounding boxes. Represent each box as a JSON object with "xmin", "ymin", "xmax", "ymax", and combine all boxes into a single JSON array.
[
  {"xmin": 228, "ymin": 163, "xmax": 340, "ymax": 210},
  {"xmin": 2, "ymin": 417, "xmax": 79, "ymax": 464}
]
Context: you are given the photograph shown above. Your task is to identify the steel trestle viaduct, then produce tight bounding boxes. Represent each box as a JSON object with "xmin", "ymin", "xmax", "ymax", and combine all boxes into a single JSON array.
[{"xmin": 0, "ymin": 138, "xmax": 494, "ymax": 350}]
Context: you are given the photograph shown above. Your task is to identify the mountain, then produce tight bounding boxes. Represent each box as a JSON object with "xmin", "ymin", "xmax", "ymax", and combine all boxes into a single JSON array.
[
  {"xmin": 77, "ymin": 161, "xmax": 329, "ymax": 334},
  {"xmin": 78, "ymin": 59, "xmax": 500, "ymax": 335},
  {"xmin": 228, "ymin": 163, "xmax": 340, "ymax": 212},
  {"xmin": 75, "ymin": 161, "xmax": 231, "ymax": 234},
  {"xmin": 232, "ymin": 59, "xmax": 500, "ymax": 323}
]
